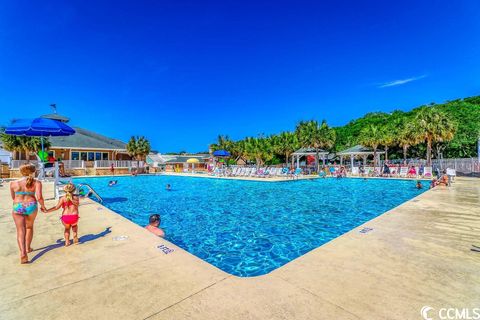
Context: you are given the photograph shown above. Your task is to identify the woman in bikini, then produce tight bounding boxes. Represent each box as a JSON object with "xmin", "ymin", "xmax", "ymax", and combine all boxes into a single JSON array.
[
  {"xmin": 10, "ymin": 163, "xmax": 46, "ymax": 264},
  {"xmin": 46, "ymin": 183, "xmax": 80, "ymax": 246}
]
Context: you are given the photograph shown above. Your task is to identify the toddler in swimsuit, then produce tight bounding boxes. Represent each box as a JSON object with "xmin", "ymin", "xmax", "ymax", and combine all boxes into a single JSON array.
[{"xmin": 46, "ymin": 183, "xmax": 80, "ymax": 246}]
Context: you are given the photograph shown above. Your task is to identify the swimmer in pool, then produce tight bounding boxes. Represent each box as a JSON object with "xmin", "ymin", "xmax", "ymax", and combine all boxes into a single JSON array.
[
  {"xmin": 166, "ymin": 184, "xmax": 171, "ymax": 191},
  {"xmin": 108, "ymin": 180, "xmax": 118, "ymax": 187},
  {"xmin": 416, "ymin": 181, "xmax": 423, "ymax": 189},
  {"xmin": 145, "ymin": 214, "xmax": 165, "ymax": 238}
]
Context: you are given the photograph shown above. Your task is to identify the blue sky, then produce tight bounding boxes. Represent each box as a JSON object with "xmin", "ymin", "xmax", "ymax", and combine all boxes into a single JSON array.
[{"xmin": 0, "ymin": 1, "xmax": 479, "ymax": 152}]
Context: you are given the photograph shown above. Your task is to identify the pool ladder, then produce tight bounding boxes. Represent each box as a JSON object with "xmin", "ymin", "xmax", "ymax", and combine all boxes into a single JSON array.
[{"xmin": 75, "ymin": 183, "xmax": 104, "ymax": 203}]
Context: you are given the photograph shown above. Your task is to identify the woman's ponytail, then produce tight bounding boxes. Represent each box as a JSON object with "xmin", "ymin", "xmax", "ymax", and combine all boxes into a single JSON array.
[
  {"xmin": 63, "ymin": 183, "xmax": 76, "ymax": 202},
  {"xmin": 19, "ymin": 163, "xmax": 37, "ymax": 188}
]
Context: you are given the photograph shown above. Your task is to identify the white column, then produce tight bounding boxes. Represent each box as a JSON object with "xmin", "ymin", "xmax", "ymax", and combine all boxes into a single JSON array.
[
  {"xmin": 350, "ymin": 154, "xmax": 354, "ymax": 170},
  {"xmin": 363, "ymin": 155, "xmax": 367, "ymax": 166},
  {"xmin": 340, "ymin": 156, "xmax": 343, "ymax": 165},
  {"xmin": 322, "ymin": 154, "xmax": 326, "ymax": 165},
  {"xmin": 296, "ymin": 155, "xmax": 300, "ymax": 168}
]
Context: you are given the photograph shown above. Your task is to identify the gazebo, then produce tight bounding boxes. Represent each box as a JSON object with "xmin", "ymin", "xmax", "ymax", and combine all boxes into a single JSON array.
[
  {"xmin": 291, "ymin": 148, "xmax": 330, "ymax": 168},
  {"xmin": 336, "ymin": 145, "xmax": 385, "ymax": 169}
]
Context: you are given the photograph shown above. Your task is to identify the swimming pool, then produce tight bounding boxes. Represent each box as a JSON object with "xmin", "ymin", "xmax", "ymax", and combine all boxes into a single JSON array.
[{"xmin": 74, "ymin": 175, "xmax": 426, "ymax": 277}]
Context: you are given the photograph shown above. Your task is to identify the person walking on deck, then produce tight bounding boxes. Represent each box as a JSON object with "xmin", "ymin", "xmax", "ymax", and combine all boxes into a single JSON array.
[{"xmin": 10, "ymin": 163, "xmax": 46, "ymax": 264}]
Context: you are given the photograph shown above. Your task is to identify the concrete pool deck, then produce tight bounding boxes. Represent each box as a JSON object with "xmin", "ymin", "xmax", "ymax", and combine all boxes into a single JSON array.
[{"xmin": 0, "ymin": 177, "xmax": 479, "ymax": 319}]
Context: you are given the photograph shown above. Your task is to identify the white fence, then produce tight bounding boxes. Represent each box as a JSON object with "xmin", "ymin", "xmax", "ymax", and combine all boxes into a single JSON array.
[
  {"xmin": 10, "ymin": 160, "xmax": 85, "ymax": 169},
  {"xmin": 432, "ymin": 158, "xmax": 480, "ymax": 174},
  {"xmin": 94, "ymin": 160, "xmax": 144, "ymax": 168},
  {"xmin": 10, "ymin": 160, "xmax": 38, "ymax": 169},
  {"xmin": 62, "ymin": 160, "xmax": 85, "ymax": 169},
  {"xmin": 381, "ymin": 158, "xmax": 479, "ymax": 175}
]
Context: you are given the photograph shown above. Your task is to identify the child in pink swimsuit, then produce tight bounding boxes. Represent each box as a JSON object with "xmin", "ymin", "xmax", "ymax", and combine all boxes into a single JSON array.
[{"xmin": 46, "ymin": 183, "xmax": 80, "ymax": 246}]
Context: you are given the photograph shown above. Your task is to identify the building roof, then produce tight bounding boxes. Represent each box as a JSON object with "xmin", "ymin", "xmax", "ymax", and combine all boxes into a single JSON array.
[
  {"xmin": 337, "ymin": 145, "xmax": 385, "ymax": 155},
  {"xmin": 292, "ymin": 147, "xmax": 329, "ymax": 155},
  {"xmin": 165, "ymin": 155, "xmax": 209, "ymax": 163},
  {"xmin": 49, "ymin": 127, "xmax": 127, "ymax": 150},
  {"xmin": 146, "ymin": 153, "xmax": 177, "ymax": 164},
  {"xmin": 40, "ymin": 113, "xmax": 70, "ymax": 123},
  {"xmin": 146, "ymin": 153, "xmax": 209, "ymax": 164}
]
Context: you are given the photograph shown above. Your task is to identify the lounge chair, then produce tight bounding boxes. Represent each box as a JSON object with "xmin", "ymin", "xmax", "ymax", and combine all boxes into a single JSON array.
[
  {"xmin": 423, "ymin": 167, "xmax": 433, "ymax": 178},
  {"xmin": 399, "ymin": 167, "xmax": 408, "ymax": 177},
  {"xmin": 293, "ymin": 168, "xmax": 302, "ymax": 178},
  {"xmin": 272, "ymin": 167, "xmax": 280, "ymax": 177},
  {"xmin": 364, "ymin": 166, "xmax": 373, "ymax": 176},
  {"xmin": 351, "ymin": 167, "xmax": 359, "ymax": 176},
  {"xmin": 276, "ymin": 167, "xmax": 282, "ymax": 176},
  {"xmin": 446, "ymin": 168, "xmax": 456, "ymax": 183}
]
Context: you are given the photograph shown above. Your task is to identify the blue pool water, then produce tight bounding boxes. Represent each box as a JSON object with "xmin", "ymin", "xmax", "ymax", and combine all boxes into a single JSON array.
[{"xmin": 74, "ymin": 175, "xmax": 426, "ymax": 277}]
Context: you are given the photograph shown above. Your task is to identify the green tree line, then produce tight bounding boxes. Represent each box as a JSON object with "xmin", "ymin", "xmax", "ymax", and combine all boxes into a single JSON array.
[{"xmin": 211, "ymin": 95, "xmax": 480, "ymax": 166}]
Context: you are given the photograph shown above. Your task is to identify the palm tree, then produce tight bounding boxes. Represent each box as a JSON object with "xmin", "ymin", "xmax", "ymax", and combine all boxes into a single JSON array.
[
  {"xmin": 210, "ymin": 135, "xmax": 233, "ymax": 152},
  {"xmin": 397, "ymin": 121, "xmax": 420, "ymax": 162},
  {"xmin": 276, "ymin": 131, "xmax": 299, "ymax": 166},
  {"xmin": 378, "ymin": 125, "xmax": 395, "ymax": 161},
  {"xmin": 295, "ymin": 120, "xmax": 336, "ymax": 171},
  {"xmin": 0, "ymin": 131, "xmax": 49, "ymax": 160},
  {"xmin": 359, "ymin": 124, "xmax": 383, "ymax": 166},
  {"xmin": 127, "ymin": 136, "xmax": 151, "ymax": 167},
  {"xmin": 413, "ymin": 107, "xmax": 457, "ymax": 165},
  {"xmin": 231, "ymin": 140, "xmax": 248, "ymax": 163},
  {"xmin": 244, "ymin": 136, "xmax": 272, "ymax": 167},
  {"xmin": 1, "ymin": 131, "xmax": 22, "ymax": 159},
  {"xmin": 20, "ymin": 136, "xmax": 48, "ymax": 158}
]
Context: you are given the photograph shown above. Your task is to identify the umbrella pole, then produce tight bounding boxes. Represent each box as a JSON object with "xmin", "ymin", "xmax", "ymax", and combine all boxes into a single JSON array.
[{"xmin": 40, "ymin": 135, "xmax": 45, "ymax": 180}]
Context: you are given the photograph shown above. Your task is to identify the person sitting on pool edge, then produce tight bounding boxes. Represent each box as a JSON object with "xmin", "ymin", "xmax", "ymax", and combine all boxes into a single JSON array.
[{"xmin": 145, "ymin": 214, "xmax": 165, "ymax": 238}]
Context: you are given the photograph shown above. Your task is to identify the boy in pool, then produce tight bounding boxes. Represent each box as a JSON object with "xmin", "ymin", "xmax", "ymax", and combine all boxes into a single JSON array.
[
  {"xmin": 416, "ymin": 181, "xmax": 423, "ymax": 189},
  {"xmin": 145, "ymin": 214, "xmax": 165, "ymax": 238},
  {"xmin": 166, "ymin": 184, "xmax": 171, "ymax": 191}
]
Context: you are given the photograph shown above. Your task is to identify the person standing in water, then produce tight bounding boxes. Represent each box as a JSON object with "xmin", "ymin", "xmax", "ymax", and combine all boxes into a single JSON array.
[
  {"xmin": 145, "ymin": 214, "xmax": 165, "ymax": 237},
  {"xmin": 10, "ymin": 164, "xmax": 47, "ymax": 264}
]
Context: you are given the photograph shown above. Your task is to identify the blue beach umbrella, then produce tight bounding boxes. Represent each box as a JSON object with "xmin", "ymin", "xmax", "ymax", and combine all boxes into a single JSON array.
[
  {"xmin": 5, "ymin": 117, "xmax": 75, "ymax": 154},
  {"xmin": 213, "ymin": 150, "xmax": 231, "ymax": 157}
]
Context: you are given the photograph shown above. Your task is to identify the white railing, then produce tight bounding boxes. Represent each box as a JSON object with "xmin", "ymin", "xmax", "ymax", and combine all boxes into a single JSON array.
[
  {"xmin": 10, "ymin": 160, "xmax": 39, "ymax": 169},
  {"xmin": 62, "ymin": 160, "xmax": 85, "ymax": 169},
  {"xmin": 380, "ymin": 158, "xmax": 479, "ymax": 174},
  {"xmin": 432, "ymin": 158, "xmax": 480, "ymax": 174},
  {"xmin": 94, "ymin": 160, "xmax": 144, "ymax": 168}
]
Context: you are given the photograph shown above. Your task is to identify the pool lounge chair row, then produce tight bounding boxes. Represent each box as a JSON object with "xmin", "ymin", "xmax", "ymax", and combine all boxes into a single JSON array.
[
  {"xmin": 351, "ymin": 166, "xmax": 434, "ymax": 178},
  {"xmin": 211, "ymin": 166, "xmax": 299, "ymax": 178}
]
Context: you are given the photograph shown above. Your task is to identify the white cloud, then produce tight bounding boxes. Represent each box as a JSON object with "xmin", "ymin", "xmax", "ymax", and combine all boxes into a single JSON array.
[{"xmin": 378, "ymin": 74, "xmax": 427, "ymax": 88}]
